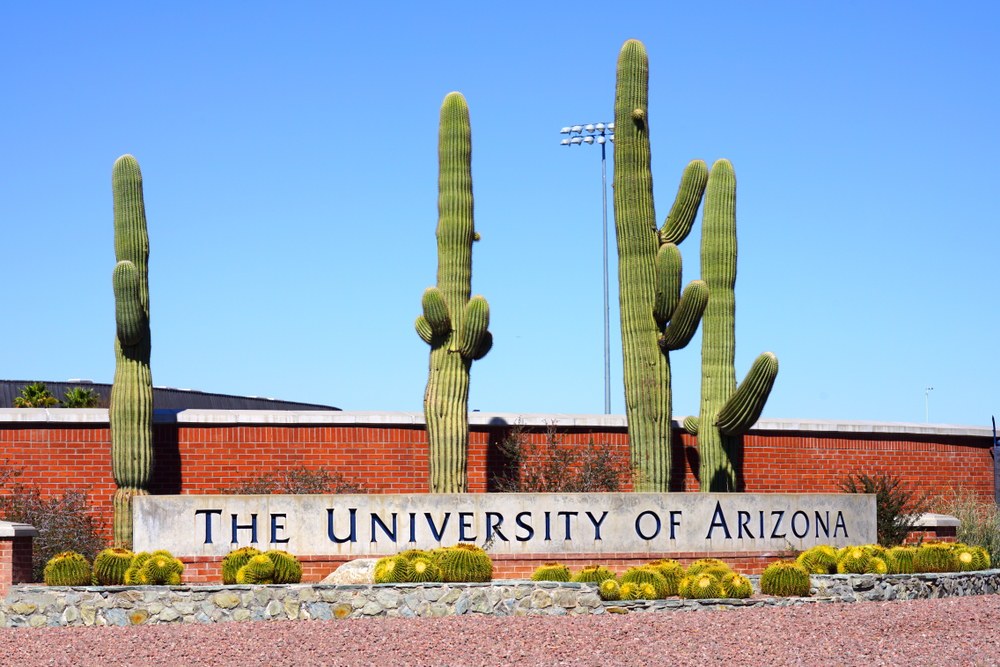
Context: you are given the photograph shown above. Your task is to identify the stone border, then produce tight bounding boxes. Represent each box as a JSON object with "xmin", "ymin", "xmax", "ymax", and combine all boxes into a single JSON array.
[
  {"xmin": 2, "ymin": 570, "xmax": 998, "ymax": 628},
  {"xmin": 0, "ymin": 408, "xmax": 990, "ymax": 437}
]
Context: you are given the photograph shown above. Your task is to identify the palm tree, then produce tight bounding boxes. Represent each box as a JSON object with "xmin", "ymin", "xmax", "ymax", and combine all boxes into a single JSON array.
[
  {"xmin": 60, "ymin": 387, "xmax": 100, "ymax": 408},
  {"xmin": 13, "ymin": 383, "xmax": 58, "ymax": 408}
]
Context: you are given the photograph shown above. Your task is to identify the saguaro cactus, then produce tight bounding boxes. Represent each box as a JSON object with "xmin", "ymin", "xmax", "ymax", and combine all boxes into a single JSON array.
[
  {"xmin": 686, "ymin": 159, "xmax": 779, "ymax": 491},
  {"xmin": 613, "ymin": 39, "xmax": 709, "ymax": 491},
  {"xmin": 415, "ymin": 92, "xmax": 493, "ymax": 493},
  {"xmin": 110, "ymin": 154, "xmax": 154, "ymax": 547}
]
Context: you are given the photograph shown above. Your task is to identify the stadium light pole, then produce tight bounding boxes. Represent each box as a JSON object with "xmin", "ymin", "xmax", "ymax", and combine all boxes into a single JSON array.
[
  {"xmin": 925, "ymin": 387, "xmax": 934, "ymax": 423},
  {"xmin": 560, "ymin": 122, "xmax": 615, "ymax": 414}
]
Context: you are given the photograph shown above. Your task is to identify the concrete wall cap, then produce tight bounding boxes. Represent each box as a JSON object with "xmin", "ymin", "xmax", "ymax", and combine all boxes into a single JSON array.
[
  {"xmin": 0, "ymin": 409, "xmax": 991, "ymax": 438},
  {"xmin": 911, "ymin": 512, "xmax": 962, "ymax": 528},
  {"xmin": 0, "ymin": 521, "xmax": 39, "ymax": 538}
]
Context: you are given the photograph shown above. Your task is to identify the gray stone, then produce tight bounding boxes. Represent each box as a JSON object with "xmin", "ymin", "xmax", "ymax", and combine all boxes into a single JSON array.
[
  {"xmin": 147, "ymin": 602, "xmax": 164, "ymax": 615},
  {"xmin": 531, "ymin": 590, "xmax": 552, "ymax": 608},
  {"xmin": 10, "ymin": 602, "xmax": 37, "ymax": 615},
  {"xmin": 431, "ymin": 603, "xmax": 449, "ymax": 617},
  {"xmin": 240, "ymin": 592, "xmax": 254, "ymax": 606},
  {"xmin": 423, "ymin": 586, "xmax": 446, "ymax": 602},
  {"xmin": 105, "ymin": 608, "xmax": 128, "ymax": 626},
  {"xmin": 577, "ymin": 593, "xmax": 601, "ymax": 608},
  {"xmin": 284, "ymin": 597, "xmax": 301, "ymax": 619},
  {"xmin": 159, "ymin": 608, "xmax": 180, "ymax": 623},
  {"xmin": 266, "ymin": 600, "xmax": 283, "ymax": 618},
  {"xmin": 375, "ymin": 590, "xmax": 400, "ymax": 609},
  {"xmin": 404, "ymin": 592, "xmax": 422, "ymax": 610},
  {"xmin": 514, "ymin": 586, "xmax": 533, "ymax": 600},
  {"xmin": 298, "ymin": 588, "xmax": 318, "ymax": 603},
  {"xmin": 470, "ymin": 590, "xmax": 492, "ymax": 614},
  {"xmin": 174, "ymin": 602, "xmax": 196, "ymax": 615},
  {"xmin": 62, "ymin": 606, "xmax": 80, "ymax": 624},
  {"xmin": 255, "ymin": 589, "xmax": 271, "ymax": 606},
  {"xmin": 306, "ymin": 602, "xmax": 332, "ymax": 620},
  {"xmin": 553, "ymin": 590, "xmax": 577, "ymax": 608},
  {"xmin": 361, "ymin": 601, "xmax": 383, "ymax": 616},
  {"xmin": 215, "ymin": 593, "xmax": 241, "ymax": 609},
  {"xmin": 440, "ymin": 589, "xmax": 462, "ymax": 604},
  {"xmin": 320, "ymin": 559, "xmax": 378, "ymax": 585},
  {"xmin": 233, "ymin": 609, "xmax": 251, "ymax": 622},
  {"xmin": 455, "ymin": 595, "xmax": 470, "ymax": 615},
  {"xmin": 28, "ymin": 614, "xmax": 48, "ymax": 628},
  {"xmin": 81, "ymin": 604, "xmax": 96, "ymax": 626}
]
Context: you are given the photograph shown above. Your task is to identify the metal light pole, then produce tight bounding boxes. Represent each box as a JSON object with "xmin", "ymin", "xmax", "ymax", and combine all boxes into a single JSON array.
[
  {"xmin": 560, "ymin": 122, "xmax": 615, "ymax": 414},
  {"xmin": 925, "ymin": 387, "xmax": 934, "ymax": 423}
]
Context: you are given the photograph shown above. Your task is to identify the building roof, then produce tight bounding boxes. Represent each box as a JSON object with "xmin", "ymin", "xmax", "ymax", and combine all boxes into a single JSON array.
[{"xmin": 0, "ymin": 380, "xmax": 339, "ymax": 411}]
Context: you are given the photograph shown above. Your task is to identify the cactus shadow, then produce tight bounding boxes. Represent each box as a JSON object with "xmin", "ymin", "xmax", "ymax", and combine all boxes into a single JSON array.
[{"xmin": 150, "ymin": 424, "xmax": 182, "ymax": 495}]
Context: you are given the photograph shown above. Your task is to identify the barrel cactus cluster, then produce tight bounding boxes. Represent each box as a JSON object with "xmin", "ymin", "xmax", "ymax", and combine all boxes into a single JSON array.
[
  {"xmin": 376, "ymin": 543, "xmax": 492, "ymax": 584},
  {"xmin": 416, "ymin": 92, "xmax": 493, "ymax": 494},
  {"xmin": 220, "ymin": 547, "xmax": 303, "ymax": 584},
  {"xmin": 527, "ymin": 556, "xmax": 756, "ymax": 602},
  {"xmin": 759, "ymin": 560, "xmax": 811, "ymax": 597},
  {"xmin": 123, "ymin": 550, "xmax": 185, "ymax": 585},
  {"xmin": 795, "ymin": 542, "xmax": 991, "ymax": 576}
]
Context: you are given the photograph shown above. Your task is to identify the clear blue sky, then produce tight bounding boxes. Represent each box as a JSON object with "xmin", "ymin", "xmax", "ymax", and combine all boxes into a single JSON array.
[{"xmin": 2, "ymin": 2, "xmax": 997, "ymax": 426}]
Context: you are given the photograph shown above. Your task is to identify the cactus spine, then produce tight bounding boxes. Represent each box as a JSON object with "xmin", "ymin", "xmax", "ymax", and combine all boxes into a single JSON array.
[
  {"xmin": 691, "ymin": 159, "xmax": 779, "ymax": 491},
  {"xmin": 110, "ymin": 154, "xmax": 154, "ymax": 547},
  {"xmin": 613, "ymin": 40, "xmax": 709, "ymax": 490},
  {"xmin": 416, "ymin": 92, "xmax": 492, "ymax": 493}
]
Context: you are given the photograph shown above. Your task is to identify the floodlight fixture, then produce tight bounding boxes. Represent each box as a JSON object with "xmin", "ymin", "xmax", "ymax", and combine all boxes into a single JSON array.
[
  {"xmin": 595, "ymin": 122, "xmax": 606, "ymax": 132},
  {"xmin": 583, "ymin": 136, "xmax": 594, "ymax": 144},
  {"xmin": 585, "ymin": 124, "xmax": 596, "ymax": 133},
  {"xmin": 571, "ymin": 125, "xmax": 583, "ymax": 133},
  {"xmin": 596, "ymin": 136, "xmax": 605, "ymax": 144},
  {"xmin": 560, "ymin": 127, "xmax": 572, "ymax": 134},
  {"xmin": 560, "ymin": 138, "xmax": 571, "ymax": 145},
  {"xmin": 608, "ymin": 122, "xmax": 614, "ymax": 131},
  {"xmin": 570, "ymin": 136, "xmax": 583, "ymax": 144}
]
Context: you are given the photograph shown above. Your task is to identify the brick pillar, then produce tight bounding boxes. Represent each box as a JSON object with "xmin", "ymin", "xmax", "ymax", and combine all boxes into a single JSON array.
[{"xmin": 0, "ymin": 522, "xmax": 38, "ymax": 598}]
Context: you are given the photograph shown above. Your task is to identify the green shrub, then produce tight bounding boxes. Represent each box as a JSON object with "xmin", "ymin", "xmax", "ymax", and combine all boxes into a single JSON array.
[
  {"xmin": 837, "ymin": 471, "xmax": 931, "ymax": 547},
  {"xmin": 934, "ymin": 487, "xmax": 1000, "ymax": 568},
  {"xmin": 0, "ymin": 467, "xmax": 106, "ymax": 582}
]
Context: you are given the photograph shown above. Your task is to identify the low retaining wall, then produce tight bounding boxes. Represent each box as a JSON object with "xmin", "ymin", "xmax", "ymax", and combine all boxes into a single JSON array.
[{"xmin": 3, "ymin": 570, "xmax": 998, "ymax": 627}]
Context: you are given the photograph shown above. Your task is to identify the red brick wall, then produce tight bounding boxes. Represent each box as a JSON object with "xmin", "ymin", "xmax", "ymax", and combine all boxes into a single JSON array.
[
  {"xmin": 0, "ymin": 536, "xmax": 34, "ymax": 596},
  {"xmin": 0, "ymin": 419, "xmax": 993, "ymax": 559}
]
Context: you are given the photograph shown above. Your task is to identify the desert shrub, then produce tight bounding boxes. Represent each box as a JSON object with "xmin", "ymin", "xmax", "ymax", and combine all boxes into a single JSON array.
[
  {"xmin": 934, "ymin": 487, "xmax": 1000, "ymax": 568},
  {"xmin": 220, "ymin": 465, "xmax": 365, "ymax": 494},
  {"xmin": 0, "ymin": 465, "xmax": 106, "ymax": 581},
  {"xmin": 837, "ymin": 471, "xmax": 932, "ymax": 547},
  {"xmin": 492, "ymin": 421, "xmax": 635, "ymax": 493}
]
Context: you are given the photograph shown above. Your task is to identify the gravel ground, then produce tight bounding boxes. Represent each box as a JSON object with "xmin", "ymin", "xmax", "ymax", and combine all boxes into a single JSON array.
[{"xmin": 2, "ymin": 595, "xmax": 998, "ymax": 667}]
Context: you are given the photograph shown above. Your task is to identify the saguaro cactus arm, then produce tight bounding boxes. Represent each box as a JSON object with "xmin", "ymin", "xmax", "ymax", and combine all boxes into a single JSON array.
[
  {"xmin": 113, "ymin": 260, "xmax": 146, "ymax": 347},
  {"xmin": 660, "ymin": 160, "xmax": 709, "ymax": 245},
  {"xmin": 659, "ymin": 280, "xmax": 709, "ymax": 351},
  {"xmin": 717, "ymin": 352, "xmax": 779, "ymax": 436}
]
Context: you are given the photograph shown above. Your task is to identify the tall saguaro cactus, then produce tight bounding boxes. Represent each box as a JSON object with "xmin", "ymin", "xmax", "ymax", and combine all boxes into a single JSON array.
[
  {"xmin": 110, "ymin": 154, "xmax": 154, "ymax": 547},
  {"xmin": 686, "ymin": 159, "xmax": 779, "ymax": 492},
  {"xmin": 416, "ymin": 92, "xmax": 493, "ymax": 493},
  {"xmin": 613, "ymin": 39, "xmax": 709, "ymax": 491}
]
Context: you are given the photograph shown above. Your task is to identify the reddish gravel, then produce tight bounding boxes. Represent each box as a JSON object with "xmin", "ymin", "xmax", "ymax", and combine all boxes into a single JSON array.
[{"xmin": 2, "ymin": 596, "xmax": 998, "ymax": 667}]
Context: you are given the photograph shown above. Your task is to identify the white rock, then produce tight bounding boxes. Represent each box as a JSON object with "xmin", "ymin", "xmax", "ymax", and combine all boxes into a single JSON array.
[{"xmin": 321, "ymin": 559, "xmax": 378, "ymax": 584}]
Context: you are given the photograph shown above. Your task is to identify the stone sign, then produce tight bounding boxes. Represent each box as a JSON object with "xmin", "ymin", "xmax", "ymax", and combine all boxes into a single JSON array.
[{"xmin": 133, "ymin": 493, "xmax": 876, "ymax": 557}]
